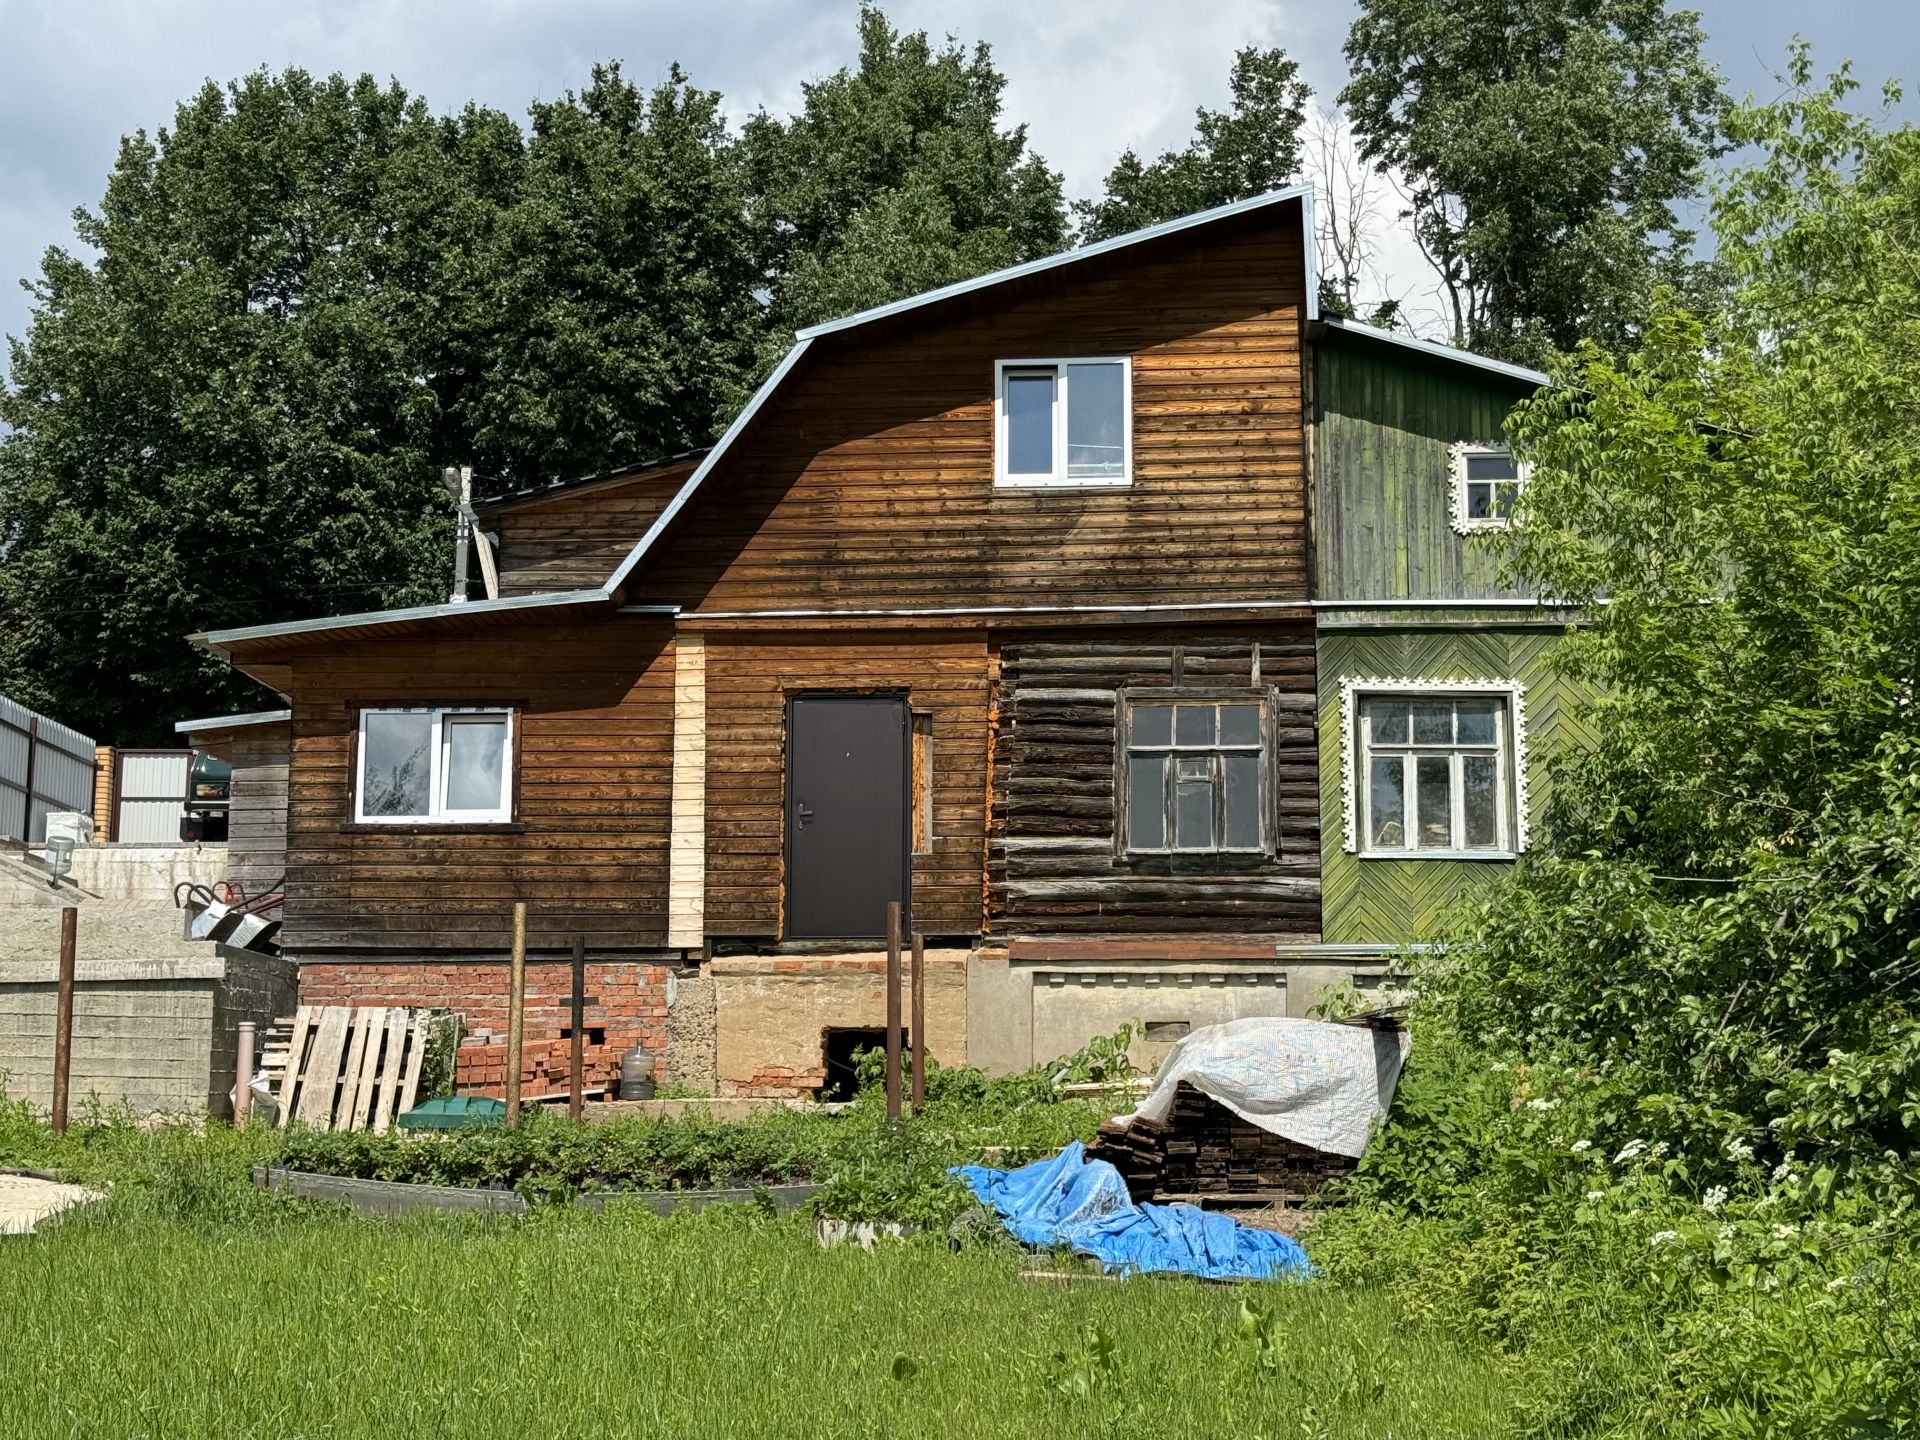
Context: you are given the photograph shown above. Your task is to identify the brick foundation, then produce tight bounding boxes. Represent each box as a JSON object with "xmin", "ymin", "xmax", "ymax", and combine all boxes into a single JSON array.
[{"xmin": 297, "ymin": 959, "xmax": 670, "ymax": 1100}]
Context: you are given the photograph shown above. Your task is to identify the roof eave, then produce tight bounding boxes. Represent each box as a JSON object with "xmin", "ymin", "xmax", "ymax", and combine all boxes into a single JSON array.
[
  {"xmin": 190, "ymin": 587, "xmax": 627, "ymax": 661},
  {"xmin": 1316, "ymin": 315, "xmax": 1551, "ymax": 387}
]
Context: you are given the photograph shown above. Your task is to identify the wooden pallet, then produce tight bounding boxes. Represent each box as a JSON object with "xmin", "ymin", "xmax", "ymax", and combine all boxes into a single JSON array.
[{"xmin": 273, "ymin": 1005, "xmax": 429, "ymax": 1133}]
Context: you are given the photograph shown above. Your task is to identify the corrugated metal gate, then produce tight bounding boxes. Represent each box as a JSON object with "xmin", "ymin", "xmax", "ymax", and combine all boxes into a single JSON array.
[
  {"xmin": 113, "ymin": 750, "xmax": 194, "ymax": 844},
  {"xmin": 0, "ymin": 694, "xmax": 97, "ymax": 844}
]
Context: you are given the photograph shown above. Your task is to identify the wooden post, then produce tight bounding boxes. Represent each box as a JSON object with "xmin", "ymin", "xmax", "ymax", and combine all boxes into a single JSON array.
[
  {"xmin": 505, "ymin": 902, "xmax": 527, "ymax": 1125},
  {"xmin": 885, "ymin": 900, "xmax": 902, "ymax": 1122},
  {"xmin": 50, "ymin": 905, "xmax": 76, "ymax": 1134},
  {"xmin": 568, "ymin": 935, "xmax": 586, "ymax": 1122},
  {"xmin": 234, "ymin": 1021, "xmax": 256, "ymax": 1128},
  {"xmin": 910, "ymin": 932, "xmax": 926, "ymax": 1112}
]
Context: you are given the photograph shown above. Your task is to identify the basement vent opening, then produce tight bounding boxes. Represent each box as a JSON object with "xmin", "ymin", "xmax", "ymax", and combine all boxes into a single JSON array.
[
  {"xmin": 1144, "ymin": 1020, "xmax": 1192, "ymax": 1042},
  {"xmin": 820, "ymin": 1027, "xmax": 909, "ymax": 1102}
]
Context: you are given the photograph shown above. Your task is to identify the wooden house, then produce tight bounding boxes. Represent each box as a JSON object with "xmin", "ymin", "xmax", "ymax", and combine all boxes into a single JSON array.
[{"xmin": 189, "ymin": 189, "xmax": 1570, "ymax": 1096}]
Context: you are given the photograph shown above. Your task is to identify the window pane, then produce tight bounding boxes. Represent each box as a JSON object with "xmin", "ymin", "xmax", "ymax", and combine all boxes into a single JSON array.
[
  {"xmin": 1463, "ymin": 754, "xmax": 1500, "ymax": 849},
  {"xmin": 1175, "ymin": 774, "xmax": 1214, "ymax": 849},
  {"xmin": 1065, "ymin": 362, "xmax": 1125, "ymax": 478},
  {"xmin": 1131, "ymin": 704, "xmax": 1173, "ymax": 748},
  {"xmin": 1367, "ymin": 754, "xmax": 1405, "ymax": 849},
  {"xmin": 445, "ymin": 716, "xmax": 508, "ymax": 812},
  {"xmin": 1494, "ymin": 481, "xmax": 1520, "ymax": 518},
  {"xmin": 1366, "ymin": 699, "xmax": 1408, "ymax": 745},
  {"xmin": 1412, "ymin": 702, "xmax": 1453, "ymax": 744},
  {"xmin": 1455, "ymin": 700, "xmax": 1499, "ymax": 746},
  {"xmin": 1465, "ymin": 451, "xmax": 1517, "ymax": 481},
  {"xmin": 1005, "ymin": 372, "xmax": 1055, "ymax": 475},
  {"xmin": 1175, "ymin": 705, "xmax": 1215, "ymax": 747},
  {"xmin": 1415, "ymin": 755, "xmax": 1453, "ymax": 848},
  {"xmin": 1223, "ymin": 753, "xmax": 1261, "ymax": 849},
  {"xmin": 1128, "ymin": 755, "xmax": 1166, "ymax": 849},
  {"xmin": 362, "ymin": 712, "xmax": 432, "ymax": 817},
  {"xmin": 1466, "ymin": 481, "xmax": 1495, "ymax": 520},
  {"xmin": 1219, "ymin": 703, "xmax": 1261, "ymax": 747}
]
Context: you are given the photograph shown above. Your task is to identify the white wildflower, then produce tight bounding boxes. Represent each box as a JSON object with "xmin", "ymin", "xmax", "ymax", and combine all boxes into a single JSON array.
[
  {"xmin": 1489, "ymin": 1061, "xmax": 1510, "ymax": 1072},
  {"xmin": 1772, "ymin": 1224, "xmax": 1797, "ymax": 1240},
  {"xmin": 1649, "ymin": 1230, "xmax": 1680, "ymax": 1246},
  {"xmin": 1772, "ymin": 1160, "xmax": 1795, "ymax": 1182},
  {"xmin": 1615, "ymin": 1139, "xmax": 1647, "ymax": 1164},
  {"xmin": 1725, "ymin": 1138, "xmax": 1755, "ymax": 1162},
  {"xmin": 1718, "ymin": 1225, "xmax": 1735, "ymax": 1242},
  {"xmin": 1586, "ymin": 1190, "xmax": 1608, "ymax": 1203},
  {"xmin": 1571, "ymin": 1139, "xmax": 1594, "ymax": 1154},
  {"xmin": 1825, "ymin": 1276, "xmax": 1851, "ymax": 1293},
  {"xmin": 1648, "ymin": 1141, "xmax": 1671, "ymax": 1160},
  {"xmin": 1702, "ymin": 1186, "xmax": 1728, "ymax": 1212},
  {"xmin": 1527, "ymin": 1097, "xmax": 1556, "ymax": 1112}
]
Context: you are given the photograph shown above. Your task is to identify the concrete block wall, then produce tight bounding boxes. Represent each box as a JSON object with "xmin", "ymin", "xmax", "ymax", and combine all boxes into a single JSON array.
[
  {"xmin": 60, "ymin": 845, "xmax": 228, "ymax": 905},
  {"xmin": 207, "ymin": 948, "xmax": 297, "ymax": 1112}
]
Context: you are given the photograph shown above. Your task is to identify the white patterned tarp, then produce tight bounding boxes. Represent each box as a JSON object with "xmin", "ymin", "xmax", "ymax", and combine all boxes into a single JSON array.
[{"xmin": 1122, "ymin": 1016, "xmax": 1412, "ymax": 1160}]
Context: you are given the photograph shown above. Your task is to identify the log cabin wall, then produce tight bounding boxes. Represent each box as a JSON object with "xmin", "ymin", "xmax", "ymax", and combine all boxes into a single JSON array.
[
  {"xmin": 699, "ymin": 630, "xmax": 991, "ymax": 939},
  {"xmin": 226, "ymin": 721, "xmax": 290, "ymax": 901},
  {"xmin": 274, "ymin": 614, "xmax": 675, "ymax": 954},
  {"xmin": 486, "ymin": 463, "xmax": 696, "ymax": 596},
  {"xmin": 990, "ymin": 626, "xmax": 1320, "ymax": 939},
  {"xmin": 638, "ymin": 208, "xmax": 1309, "ymax": 614}
]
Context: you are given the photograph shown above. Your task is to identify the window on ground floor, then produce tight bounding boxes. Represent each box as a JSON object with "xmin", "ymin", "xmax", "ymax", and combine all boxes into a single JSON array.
[
  {"xmin": 1121, "ymin": 693, "xmax": 1269, "ymax": 855},
  {"xmin": 355, "ymin": 707, "xmax": 514, "ymax": 824},
  {"xmin": 1343, "ymin": 681, "xmax": 1527, "ymax": 857}
]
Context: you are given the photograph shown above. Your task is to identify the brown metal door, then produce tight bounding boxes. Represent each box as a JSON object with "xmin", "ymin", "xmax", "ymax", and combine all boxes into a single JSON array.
[{"xmin": 787, "ymin": 694, "xmax": 909, "ymax": 940}]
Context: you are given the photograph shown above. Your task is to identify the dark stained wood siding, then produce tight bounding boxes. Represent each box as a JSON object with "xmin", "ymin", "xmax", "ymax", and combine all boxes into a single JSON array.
[
  {"xmin": 641, "ymin": 210, "xmax": 1309, "ymax": 613},
  {"xmin": 703, "ymin": 632, "xmax": 990, "ymax": 938},
  {"xmin": 1314, "ymin": 337, "xmax": 1538, "ymax": 601},
  {"xmin": 489, "ymin": 465, "xmax": 694, "ymax": 596},
  {"xmin": 227, "ymin": 722, "xmax": 289, "ymax": 900},
  {"xmin": 277, "ymin": 615, "xmax": 675, "ymax": 953},
  {"xmin": 989, "ymin": 627, "xmax": 1320, "ymax": 938}
]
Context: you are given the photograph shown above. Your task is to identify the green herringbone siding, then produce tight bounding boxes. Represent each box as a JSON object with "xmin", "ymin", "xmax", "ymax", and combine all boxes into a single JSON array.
[{"xmin": 1318, "ymin": 628, "xmax": 1597, "ymax": 944}]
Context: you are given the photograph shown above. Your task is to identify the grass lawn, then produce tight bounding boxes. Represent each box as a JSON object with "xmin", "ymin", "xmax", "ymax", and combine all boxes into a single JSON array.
[{"xmin": 3, "ymin": 1201, "xmax": 1518, "ymax": 1439}]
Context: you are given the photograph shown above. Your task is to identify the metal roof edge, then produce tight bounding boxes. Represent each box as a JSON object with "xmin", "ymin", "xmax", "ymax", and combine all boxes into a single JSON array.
[
  {"xmin": 174, "ymin": 708, "xmax": 292, "ymax": 734},
  {"xmin": 601, "ymin": 337, "xmax": 816, "ymax": 599},
  {"xmin": 1317, "ymin": 315, "xmax": 1550, "ymax": 387},
  {"xmin": 191, "ymin": 587, "xmax": 613, "ymax": 657},
  {"xmin": 796, "ymin": 186, "xmax": 1315, "ymax": 341}
]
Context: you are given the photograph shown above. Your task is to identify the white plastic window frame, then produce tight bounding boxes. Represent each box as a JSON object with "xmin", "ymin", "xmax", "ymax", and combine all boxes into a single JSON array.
[
  {"xmin": 1338, "ymin": 677, "xmax": 1530, "ymax": 858},
  {"xmin": 993, "ymin": 356, "xmax": 1133, "ymax": 488},
  {"xmin": 1448, "ymin": 442, "xmax": 1530, "ymax": 534},
  {"xmin": 354, "ymin": 706, "xmax": 515, "ymax": 825}
]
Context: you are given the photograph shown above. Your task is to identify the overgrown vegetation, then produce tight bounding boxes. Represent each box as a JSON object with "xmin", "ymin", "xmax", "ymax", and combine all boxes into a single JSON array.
[{"xmin": 1314, "ymin": 61, "xmax": 1920, "ymax": 1436}]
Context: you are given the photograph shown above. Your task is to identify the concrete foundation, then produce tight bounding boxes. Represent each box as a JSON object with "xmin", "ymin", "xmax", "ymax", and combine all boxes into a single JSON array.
[
  {"xmin": 58, "ymin": 845, "xmax": 228, "ymax": 905},
  {"xmin": 0, "ymin": 940, "xmax": 294, "ymax": 1119}
]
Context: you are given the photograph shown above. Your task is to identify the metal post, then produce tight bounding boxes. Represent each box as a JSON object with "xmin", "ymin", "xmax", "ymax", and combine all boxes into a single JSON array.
[
  {"xmin": 910, "ymin": 932, "xmax": 926, "ymax": 1112},
  {"xmin": 568, "ymin": 935, "xmax": 586, "ymax": 1122},
  {"xmin": 50, "ymin": 906, "xmax": 76, "ymax": 1134},
  {"xmin": 505, "ymin": 902, "xmax": 527, "ymax": 1124},
  {"xmin": 21, "ymin": 716, "xmax": 39, "ymax": 845},
  {"xmin": 447, "ymin": 465, "xmax": 473, "ymax": 604},
  {"xmin": 234, "ymin": 1021, "xmax": 256, "ymax": 1128},
  {"xmin": 885, "ymin": 900, "xmax": 902, "ymax": 1122}
]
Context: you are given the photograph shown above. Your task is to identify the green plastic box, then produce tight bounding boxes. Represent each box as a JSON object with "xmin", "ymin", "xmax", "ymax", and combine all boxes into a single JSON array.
[{"xmin": 396, "ymin": 1096, "xmax": 507, "ymax": 1131}]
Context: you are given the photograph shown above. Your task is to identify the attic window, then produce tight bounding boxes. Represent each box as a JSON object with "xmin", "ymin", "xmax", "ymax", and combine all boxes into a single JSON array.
[
  {"xmin": 995, "ymin": 358, "xmax": 1131, "ymax": 488},
  {"xmin": 1449, "ymin": 444, "xmax": 1527, "ymax": 532}
]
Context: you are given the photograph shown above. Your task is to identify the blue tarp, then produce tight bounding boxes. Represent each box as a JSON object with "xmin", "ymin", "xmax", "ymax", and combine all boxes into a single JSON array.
[{"xmin": 953, "ymin": 1142, "xmax": 1313, "ymax": 1282}]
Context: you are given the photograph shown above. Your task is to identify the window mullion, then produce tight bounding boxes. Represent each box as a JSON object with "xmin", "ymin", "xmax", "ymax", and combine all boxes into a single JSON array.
[
  {"xmin": 1054, "ymin": 365, "xmax": 1069, "ymax": 483},
  {"xmin": 1451, "ymin": 750, "xmax": 1465, "ymax": 850},
  {"xmin": 431, "ymin": 712, "xmax": 448, "ymax": 819}
]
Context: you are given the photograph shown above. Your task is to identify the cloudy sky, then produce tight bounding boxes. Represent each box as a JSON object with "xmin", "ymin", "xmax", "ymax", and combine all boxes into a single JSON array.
[{"xmin": 2, "ymin": 0, "xmax": 1914, "ymax": 357}]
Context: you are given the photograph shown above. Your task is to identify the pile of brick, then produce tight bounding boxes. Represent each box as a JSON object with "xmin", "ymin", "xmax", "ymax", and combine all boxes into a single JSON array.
[
  {"xmin": 455, "ymin": 1027, "xmax": 626, "ymax": 1101},
  {"xmin": 1088, "ymin": 1081, "xmax": 1357, "ymax": 1208}
]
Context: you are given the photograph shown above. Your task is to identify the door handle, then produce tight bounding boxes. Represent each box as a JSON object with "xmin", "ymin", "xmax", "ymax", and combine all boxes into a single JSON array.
[{"xmin": 796, "ymin": 803, "xmax": 815, "ymax": 827}]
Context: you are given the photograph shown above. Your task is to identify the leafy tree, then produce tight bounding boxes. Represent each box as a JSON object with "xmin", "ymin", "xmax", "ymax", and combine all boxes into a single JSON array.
[
  {"xmin": 1341, "ymin": 0, "xmax": 1724, "ymax": 362},
  {"xmin": 0, "ymin": 71, "xmax": 498, "ymax": 741},
  {"xmin": 1077, "ymin": 47, "xmax": 1313, "ymax": 243},
  {"xmin": 1440, "ymin": 56, "xmax": 1920, "ymax": 1172},
  {"xmin": 744, "ymin": 4, "xmax": 1068, "ymax": 335},
  {"xmin": 463, "ymin": 64, "xmax": 764, "ymax": 480}
]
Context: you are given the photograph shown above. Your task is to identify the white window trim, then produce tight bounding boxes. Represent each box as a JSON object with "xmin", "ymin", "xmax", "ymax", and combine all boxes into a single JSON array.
[
  {"xmin": 354, "ymin": 706, "xmax": 515, "ymax": 824},
  {"xmin": 1448, "ymin": 442, "xmax": 1530, "ymax": 534},
  {"xmin": 1339, "ymin": 677, "xmax": 1530, "ymax": 856},
  {"xmin": 993, "ymin": 356, "xmax": 1133, "ymax": 489}
]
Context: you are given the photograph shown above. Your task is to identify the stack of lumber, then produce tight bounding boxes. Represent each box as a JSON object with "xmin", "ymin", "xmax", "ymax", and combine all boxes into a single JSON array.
[
  {"xmin": 1087, "ymin": 1081, "xmax": 1357, "ymax": 1208},
  {"xmin": 270, "ymin": 1005, "xmax": 431, "ymax": 1132}
]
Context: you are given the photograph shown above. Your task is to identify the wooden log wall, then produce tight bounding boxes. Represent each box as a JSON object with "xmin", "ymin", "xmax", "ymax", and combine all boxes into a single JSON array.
[
  {"xmin": 277, "ymin": 615, "xmax": 675, "ymax": 953},
  {"xmin": 701, "ymin": 631, "xmax": 991, "ymax": 938},
  {"xmin": 989, "ymin": 627, "xmax": 1321, "ymax": 938},
  {"xmin": 227, "ymin": 722, "xmax": 290, "ymax": 900},
  {"xmin": 641, "ymin": 209, "xmax": 1309, "ymax": 614},
  {"xmin": 488, "ymin": 464, "xmax": 695, "ymax": 596}
]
